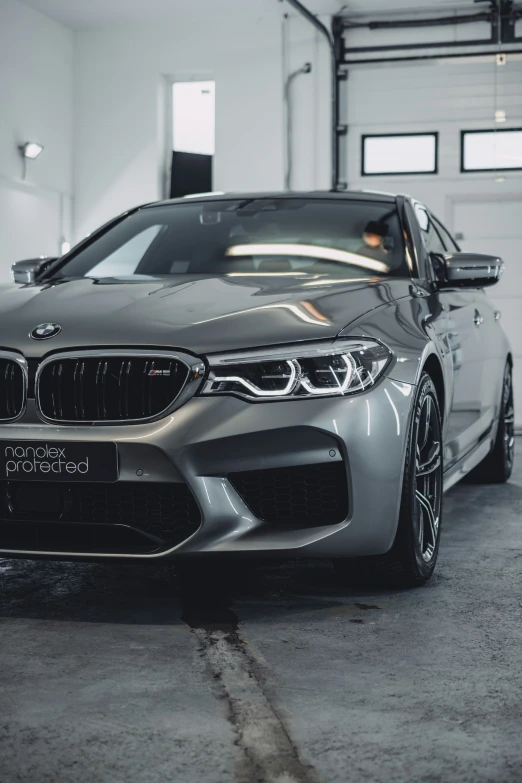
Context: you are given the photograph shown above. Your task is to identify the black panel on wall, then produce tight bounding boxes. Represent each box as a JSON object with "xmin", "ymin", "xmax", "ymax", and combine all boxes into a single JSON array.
[{"xmin": 170, "ymin": 151, "xmax": 212, "ymax": 199}]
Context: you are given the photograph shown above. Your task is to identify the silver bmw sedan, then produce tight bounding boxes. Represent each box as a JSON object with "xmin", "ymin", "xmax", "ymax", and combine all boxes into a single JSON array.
[{"xmin": 1, "ymin": 191, "xmax": 513, "ymax": 586}]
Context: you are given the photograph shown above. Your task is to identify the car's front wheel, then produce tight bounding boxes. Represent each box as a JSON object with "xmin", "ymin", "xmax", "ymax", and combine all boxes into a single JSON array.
[{"xmin": 334, "ymin": 373, "xmax": 443, "ymax": 588}]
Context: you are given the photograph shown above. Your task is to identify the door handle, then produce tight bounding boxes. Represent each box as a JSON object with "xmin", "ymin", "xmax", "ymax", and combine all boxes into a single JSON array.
[{"xmin": 474, "ymin": 309, "xmax": 484, "ymax": 327}]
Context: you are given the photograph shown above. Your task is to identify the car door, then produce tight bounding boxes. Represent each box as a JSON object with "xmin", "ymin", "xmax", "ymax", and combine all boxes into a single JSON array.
[
  {"xmin": 433, "ymin": 216, "xmax": 505, "ymax": 443},
  {"xmin": 414, "ymin": 204, "xmax": 485, "ymax": 469}
]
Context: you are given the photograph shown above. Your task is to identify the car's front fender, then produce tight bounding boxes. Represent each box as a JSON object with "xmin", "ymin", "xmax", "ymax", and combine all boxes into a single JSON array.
[{"xmin": 339, "ymin": 293, "xmax": 453, "ymax": 423}]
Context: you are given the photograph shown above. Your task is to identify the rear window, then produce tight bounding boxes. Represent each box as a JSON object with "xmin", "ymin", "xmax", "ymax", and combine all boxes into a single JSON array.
[{"xmin": 51, "ymin": 198, "xmax": 408, "ymax": 281}]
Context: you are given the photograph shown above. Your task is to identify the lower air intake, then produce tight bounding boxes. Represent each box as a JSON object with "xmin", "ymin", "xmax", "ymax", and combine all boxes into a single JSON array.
[
  {"xmin": 0, "ymin": 481, "xmax": 201, "ymax": 552},
  {"xmin": 228, "ymin": 462, "xmax": 348, "ymax": 527}
]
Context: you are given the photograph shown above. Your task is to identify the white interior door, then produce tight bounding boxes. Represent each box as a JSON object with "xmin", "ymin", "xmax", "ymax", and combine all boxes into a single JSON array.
[{"xmin": 453, "ymin": 198, "xmax": 522, "ymax": 428}]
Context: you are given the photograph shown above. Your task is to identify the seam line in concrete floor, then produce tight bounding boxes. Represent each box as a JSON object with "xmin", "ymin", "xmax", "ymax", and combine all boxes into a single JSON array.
[{"xmin": 186, "ymin": 608, "xmax": 323, "ymax": 783}]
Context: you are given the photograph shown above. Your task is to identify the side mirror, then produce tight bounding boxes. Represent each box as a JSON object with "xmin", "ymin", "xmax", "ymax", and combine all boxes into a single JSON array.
[
  {"xmin": 11, "ymin": 257, "xmax": 58, "ymax": 284},
  {"xmin": 431, "ymin": 252, "xmax": 504, "ymax": 289}
]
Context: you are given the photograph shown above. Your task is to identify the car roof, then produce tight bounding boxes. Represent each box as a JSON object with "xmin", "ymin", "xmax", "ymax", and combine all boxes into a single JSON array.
[{"xmin": 144, "ymin": 189, "xmax": 398, "ymax": 209}]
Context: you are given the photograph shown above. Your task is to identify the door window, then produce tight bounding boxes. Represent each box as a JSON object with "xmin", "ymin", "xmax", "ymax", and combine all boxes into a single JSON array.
[
  {"xmin": 414, "ymin": 204, "xmax": 446, "ymax": 254},
  {"xmin": 432, "ymin": 216, "xmax": 460, "ymax": 252}
]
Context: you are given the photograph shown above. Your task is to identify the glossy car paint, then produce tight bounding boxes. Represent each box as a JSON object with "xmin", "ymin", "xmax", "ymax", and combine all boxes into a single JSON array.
[
  {"xmin": 0, "ymin": 191, "xmax": 510, "ymax": 560},
  {"xmin": 343, "ymin": 289, "xmax": 507, "ymax": 471}
]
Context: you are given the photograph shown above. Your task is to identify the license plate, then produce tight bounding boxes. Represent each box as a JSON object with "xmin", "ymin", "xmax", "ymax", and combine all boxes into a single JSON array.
[{"xmin": 0, "ymin": 441, "xmax": 118, "ymax": 482}]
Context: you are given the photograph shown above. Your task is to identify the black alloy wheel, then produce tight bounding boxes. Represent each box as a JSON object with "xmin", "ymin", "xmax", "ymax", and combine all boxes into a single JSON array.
[
  {"xmin": 467, "ymin": 362, "xmax": 514, "ymax": 484},
  {"xmin": 334, "ymin": 373, "xmax": 443, "ymax": 588},
  {"xmin": 414, "ymin": 389, "xmax": 443, "ymax": 564},
  {"xmin": 501, "ymin": 364, "xmax": 515, "ymax": 475}
]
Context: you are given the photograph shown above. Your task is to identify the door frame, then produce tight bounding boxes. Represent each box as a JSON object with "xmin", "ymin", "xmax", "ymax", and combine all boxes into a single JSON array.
[{"xmin": 162, "ymin": 73, "xmax": 216, "ymax": 200}]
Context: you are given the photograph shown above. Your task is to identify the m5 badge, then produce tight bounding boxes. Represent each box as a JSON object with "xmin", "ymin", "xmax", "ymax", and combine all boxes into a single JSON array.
[{"xmin": 148, "ymin": 369, "xmax": 171, "ymax": 376}]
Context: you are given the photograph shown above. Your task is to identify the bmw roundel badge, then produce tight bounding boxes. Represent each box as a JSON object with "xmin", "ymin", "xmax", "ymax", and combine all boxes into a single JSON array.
[{"xmin": 30, "ymin": 323, "xmax": 62, "ymax": 340}]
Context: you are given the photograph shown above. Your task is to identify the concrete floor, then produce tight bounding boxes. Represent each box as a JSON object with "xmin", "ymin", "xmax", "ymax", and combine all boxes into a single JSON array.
[{"xmin": 2, "ymin": 449, "xmax": 522, "ymax": 783}]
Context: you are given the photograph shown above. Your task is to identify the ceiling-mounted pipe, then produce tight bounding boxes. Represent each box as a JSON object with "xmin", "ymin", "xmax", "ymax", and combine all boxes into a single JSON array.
[
  {"xmin": 284, "ymin": 0, "xmax": 340, "ymax": 191},
  {"xmin": 344, "ymin": 37, "xmax": 497, "ymax": 54},
  {"xmin": 285, "ymin": 62, "xmax": 312, "ymax": 190},
  {"xmin": 343, "ymin": 47, "xmax": 522, "ymax": 65},
  {"xmin": 339, "ymin": 11, "xmax": 493, "ymax": 30}
]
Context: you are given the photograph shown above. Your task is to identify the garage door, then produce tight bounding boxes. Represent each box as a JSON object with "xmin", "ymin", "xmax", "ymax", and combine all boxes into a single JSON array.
[{"xmin": 454, "ymin": 199, "xmax": 522, "ymax": 428}]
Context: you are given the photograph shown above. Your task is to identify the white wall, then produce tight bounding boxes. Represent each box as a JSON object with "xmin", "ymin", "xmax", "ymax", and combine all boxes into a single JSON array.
[
  {"xmin": 5, "ymin": 2, "xmax": 522, "ymax": 414},
  {"xmin": 72, "ymin": 11, "xmax": 333, "ymax": 241},
  {"xmin": 72, "ymin": 10, "xmax": 522, "ymax": 235},
  {"xmin": 0, "ymin": 0, "xmax": 74, "ymax": 280}
]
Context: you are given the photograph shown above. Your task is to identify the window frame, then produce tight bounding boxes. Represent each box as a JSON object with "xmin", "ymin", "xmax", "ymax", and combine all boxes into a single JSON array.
[
  {"xmin": 460, "ymin": 128, "xmax": 522, "ymax": 173},
  {"xmin": 361, "ymin": 132, "xmax": 439, "ymax": 177},
  {"xmin": 402, "ymin": 199, "xmax": 426, "ymax": 280},
  {"xmin": 409, "ymin": 200, "xmax": 446, "ymax": 284}
]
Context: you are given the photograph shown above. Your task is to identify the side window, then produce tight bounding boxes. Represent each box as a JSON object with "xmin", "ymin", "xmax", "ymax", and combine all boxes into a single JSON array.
[
  {"xmin": 414, "ymin": 204, "xmax": 446, "ymax": 254},
  {"xmin": 432, "ymin": 216, "xmax": 460, "ymax": 252}
]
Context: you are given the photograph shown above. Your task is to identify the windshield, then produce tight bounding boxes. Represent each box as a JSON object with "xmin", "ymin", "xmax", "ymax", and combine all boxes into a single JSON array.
[{"xmin": 51, "ymin": 198, "xmax": 409, "ymax": 281}]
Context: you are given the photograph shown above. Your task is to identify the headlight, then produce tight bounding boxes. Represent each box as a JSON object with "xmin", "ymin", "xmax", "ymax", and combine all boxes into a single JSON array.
[{"xmin": 200, "ymin": 339, "xmax": 391, "ymax": 401}]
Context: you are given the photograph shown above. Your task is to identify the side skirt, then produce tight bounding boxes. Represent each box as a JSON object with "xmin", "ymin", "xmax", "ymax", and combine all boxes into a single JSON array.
[{"xmin": 443, "ymin": 436, "xmax": 494, "ymax": 492}]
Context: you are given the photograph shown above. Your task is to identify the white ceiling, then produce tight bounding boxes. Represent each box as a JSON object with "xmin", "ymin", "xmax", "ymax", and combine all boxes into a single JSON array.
[{"xmin": 22, "ymin": 0, "xmax": 484, "ymax": 31}]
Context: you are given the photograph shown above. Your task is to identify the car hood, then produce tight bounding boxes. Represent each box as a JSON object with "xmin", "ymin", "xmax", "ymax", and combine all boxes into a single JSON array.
[{"xmin": 0, "ymin": 275, "xmax": 411, "ymax": 357}]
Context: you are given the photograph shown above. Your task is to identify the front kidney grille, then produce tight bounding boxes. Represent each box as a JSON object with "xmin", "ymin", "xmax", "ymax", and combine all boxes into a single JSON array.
[
  {"xmin": 37, "ymin": 356, "xmax": 189, "ymax": 422},
  {"xmin": 0, "ymin": 357, "xmax": 25, "ymax": 421},
  {"xmin": 228, "ymin": 462, "xmax": 348, "ymax": 527}
]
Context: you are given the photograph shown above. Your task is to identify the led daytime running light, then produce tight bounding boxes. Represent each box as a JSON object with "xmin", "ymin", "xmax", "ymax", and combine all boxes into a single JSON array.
[
  {"xmin": 213, "ymin": 359, "xmax": 298, "ymax": 397},
  {"xmin": 201, "ymin": 339, "xmax": 391, "ymax": 401}
]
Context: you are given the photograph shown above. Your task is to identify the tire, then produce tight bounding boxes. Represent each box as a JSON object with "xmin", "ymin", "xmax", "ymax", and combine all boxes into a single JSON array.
[
  {"xmin": 334, "ymin": 373, "xmax": 443, "ymax": 588},
  {"xmin": 466, "ymin": 362, "xmax": 514, "ymax": 484}
]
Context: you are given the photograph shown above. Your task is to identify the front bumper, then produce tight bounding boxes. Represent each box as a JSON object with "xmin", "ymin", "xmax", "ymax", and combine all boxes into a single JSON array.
[{"xmin": 0, "ymin": 378, "xmax": 414, "ymax": 560}]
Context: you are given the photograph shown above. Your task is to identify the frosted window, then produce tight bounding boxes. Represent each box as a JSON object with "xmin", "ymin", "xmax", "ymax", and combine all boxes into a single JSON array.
[
  {"xmin": 173, "ymin": 81, "xmax": 215, "ymax": 156},
  {"xmin": 462, "ymin": 130, "xmax": 522, "ymax": 172},
  {"xmin": 362, "ymin": 134, "xmax": 437, "ymax": 175}
]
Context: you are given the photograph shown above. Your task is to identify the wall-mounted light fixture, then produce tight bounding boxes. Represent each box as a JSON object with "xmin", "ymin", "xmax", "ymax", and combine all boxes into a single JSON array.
[{"xmin": 18, "ymin": 141, "xmax": 44, "ymax": 179}]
